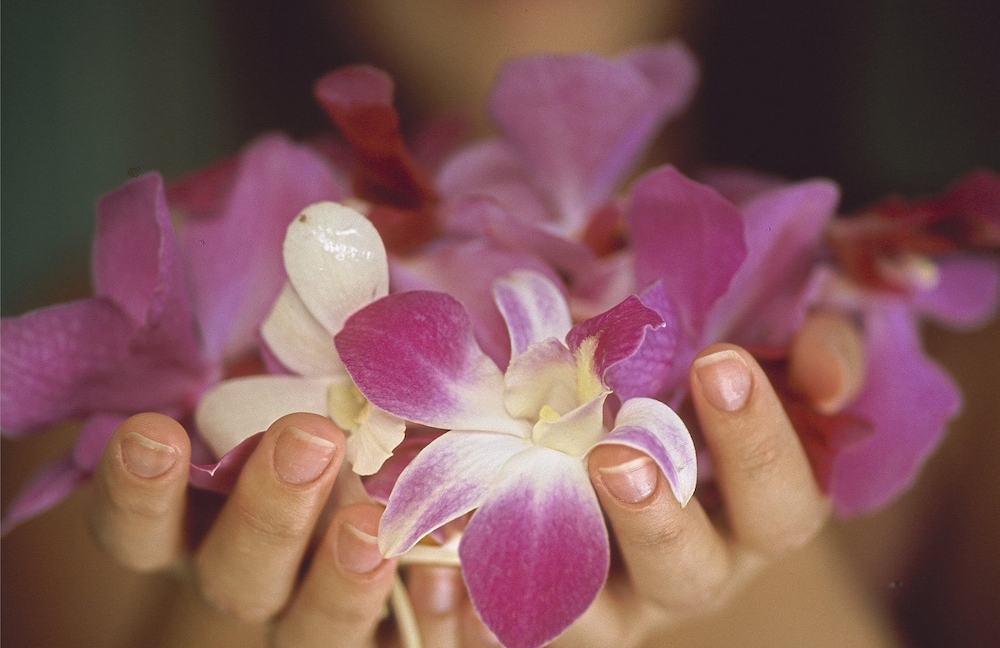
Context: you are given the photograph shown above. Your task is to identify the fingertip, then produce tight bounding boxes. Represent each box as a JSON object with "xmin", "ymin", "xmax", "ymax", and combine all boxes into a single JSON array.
[
  {"xmin": 589, "ymin": 445, "xmax": 660, "ymax": 507},
  {"xmin": 691, "ymin": 344, "xmax": 755, "ymax": 414},
  {"xmin": 112, "ymin": 413, "xmax": 191, "ymax": 477},
  {"xmin": 332, "ymin": 503, "xmax": 393, "ymax": 579},
  {"xmin": 789, "ymin": 312, "xmax": 865, "ymax": 414}
]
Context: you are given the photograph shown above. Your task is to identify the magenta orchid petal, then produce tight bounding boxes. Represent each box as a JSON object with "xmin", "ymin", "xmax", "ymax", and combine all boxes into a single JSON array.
[
  {"xmin": 261, "ymin": 283, "xmax": 345, "ymax": 378},
  {"xmin": 623, "ymin": 41, "xmax": 700, "ymax": 121},
  {"xmin": 362, "ymin": 431, "xmax": 441, "ymax": 504},
  {"xmin": 629, "ymin": 166, "xmax": 747, "ymax": 336},
  {"xmin": 0, "ymin": 299, "xmax": 201, "ymax": 434},
  {"xmin": 183, "ymin": 135, "xmax": 345, "ymax": 363},
  {"xmin": 830, "ymin": 301, "xmax": 962, "ymax": 516},
  {"xmin": 460, "ymin": 446, "xmax": 609, "ymax": 648},
  {"xmin": 390, "ymin": 239, "xmax": 560, "ymax": 367},
  {"xmin": 503, "ymin": 338, "xmax": 579, "ymax": 421},
  {"xmin": 596, "ymin": 397, "xmax": 697, "ymax": 506},
  {"xmin": 73, "ymin": 413, "xmax": 129, "ymax": 472},
  {"xmin": 379, "ymin": 431, "xmax": 530, "ymax": 556},
  {"xmin": 698, "ymin": 167, "xmax": 788, "ymax": 206},
  {"xmin": 0, "ymin": 455, "xmax": 87, "ymax": 537},
  {"xmin": 283, "ymin": 201, "xmax": 389, "ymax": 336},
  {"xmin": 566, "ymin": 295, "xmax": 664, "ymax": 379},
  {"xmin": 195, "ymin": 375, "xmax": 330, "ymax": 458},
  {"xmin": 336, "ymin": 291, "xmax": 524, "ymax": 434},
  {"xmin": 704, "ymin": 178, "xmax": 840, "ymax": 346},
  {"xmin": 603, "ymin": 282, "xmax": 680, "ymax": 400},
  {"xmin": 493, "ymin": 270, "xmax": 573, "ymax": 357},
  {"xmin": 188, "ymin": 432, "xmax": 264, "ymax": 495},
  {"xmin": 911, "ymin": 256, "xmax": 999, "ymax": 329},
  {"xmin": 490, "ymin": 44, "xmax": 697, "ymax": 231}
]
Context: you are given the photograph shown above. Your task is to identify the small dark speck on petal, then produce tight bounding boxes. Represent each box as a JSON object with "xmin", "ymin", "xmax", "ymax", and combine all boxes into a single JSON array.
[{"xmin": 298, "ymin": 214, "xmax": 308, "ymax": 222}]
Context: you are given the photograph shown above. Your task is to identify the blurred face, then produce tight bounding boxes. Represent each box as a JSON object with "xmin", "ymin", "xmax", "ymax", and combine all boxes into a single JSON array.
[{"xmin": 338, "ymin": 0, "xmax": 683, "ymax": 127}]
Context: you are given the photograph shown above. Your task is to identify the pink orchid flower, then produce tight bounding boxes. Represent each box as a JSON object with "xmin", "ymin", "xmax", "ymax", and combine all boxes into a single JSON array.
[
  {"xmin": 335, "ymin": 270, "xmax": 696, "ymax": 648},
  {"xmin": 1, "ymin": 135, "xmax": 345, "ymax": 531},
  {"xmin": 194, "ymin": 201, "xmax": 406, "ymax": 475}
]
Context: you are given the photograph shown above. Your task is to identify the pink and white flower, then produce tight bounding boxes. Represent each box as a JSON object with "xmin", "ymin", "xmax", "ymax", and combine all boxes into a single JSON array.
[{"xmin": 335, "ymin": 270, "xmax": 696, "ymax": 648}]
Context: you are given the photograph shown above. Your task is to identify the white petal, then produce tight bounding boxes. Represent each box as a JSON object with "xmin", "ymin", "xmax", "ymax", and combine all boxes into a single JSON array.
[{"xmin": 261, "ymin": 282, "xmax": 346, "ymax": 377}]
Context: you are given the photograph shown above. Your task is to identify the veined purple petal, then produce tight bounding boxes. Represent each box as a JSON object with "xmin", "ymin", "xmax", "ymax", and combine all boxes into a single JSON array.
[
  {"xmin": 337, "ymin": 291, "xmax": 524, "ymax": 435},
  {"xmin": 490, "ymin": 45, "xmax": 697, "ymax": 231},
  {"xmin": 283, "ymin": 201, "xmax": 389, "ymax": 337},
  {"xmin": 73, "ymin": 413, "xmax": 129, "ymax": 472},
  {"xmin": 379, "ymin": 431, "xmax": 530, "ymax": 556},
  {"xmin": 184, "ymin": 135, "xmax": 345, "ymax": 363},
  {"xmin": 390, "ymin": 239, "xmax": 559, "ymax": 368},
  {"xmin": 1, "ymin": 455, "xmax": 87, "ymax": 536},
  {"xmin": 194, "ymin": 375, "xmax": 330, "ymax": 458},
  {"xmin": 1, "ymin": 299, "xmax": 203, "ymax": 435},
  {"xmin": 566, "ymin": 295, "xmax": 664, "ymax": 380},
  {"xmin": 261, "ymin": 283, "xmax": 345, "ymax": 378},
  {"xmin": 912, "ymin": 256, "xmax": 999, "ymax": 329},
  {"xmin": 596, "ymin": 397, "xmax": 697, "ymax": 506},
  {"xmin": 460, "ymin": 446, "xmax": 609, "ymax": 648},
  {"xmin": 189, "ymin": 432, "xmax": 264, "ymax": 495},
  {"xmin": 629, "ymin": 166, "xmax": 747, "ymax": 335},
  {"xmin": 493, "ymin": 270, "xmax": 572, "ymax": 357},
  {"xmin": 603, "ymin": 282, "xmax": 679, "ymax": 400},
  {"xmin": 503, "ymin": 338, "xmax": 578, "ymax": 421},
  {"xmin": 703, "ymin": 178, "xmax": 839, "ymax": 346},
  {"xmin": 830, "ymin": 301, "xmax": 962, "ymax": 516}
]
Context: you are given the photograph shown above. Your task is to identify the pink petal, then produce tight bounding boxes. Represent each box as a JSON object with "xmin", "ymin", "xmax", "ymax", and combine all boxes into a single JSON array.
[
  {"xmin": 362, "ymin": 431, "xmax": 441, "ymax": 503},
  {"xmin": 704, "ymin": 178, "xmax": 840, "ymax": 346},
  {"xmin": 603, "ymin": 282, "xmax": 680, "ymax": 400},
  {"xmin": 165, "ymin": 154, "xmax": 239, "ymax": 217},
  {"xmin": 912, "ymin": 255, "xmax": 999, "ymax": 329},
  {"xmin": 1, "ymin": 455, "xmax": 87, "ymax": 536},
  {"xmin": 0, "ymin": 299, "xmax": 202, "ymax": 435},
  {"xmin": 282, "ymin": 201, "xmax": 390, "ymax": 337},
  {"xmin": 629, "ymin": 166, "xmax": 747, "ymax": 336},
  {"xmin": 189, "ymin": 432, "xmax": 264, "ymax": 495},
  {"xmin": 183, "ymin": 134, "xmax": 345, "ymax": 363},
  {"xmin": 379, "ymin": 431, "xmax": 530, "ymax": 556},
  {"xmin": 490, "ymin": 44, "xmax": 697, "ymax": 231},
  {"xmin": 830, "ymin": 301, "xmax": 962, "ymax": 516},
  {"xmin": 493, "ymin": 270, "xmax": 572, "ymax": 357},
  {"xmin": 194, "ymin": 375, "xmax": 330, "ymax": 458},
  {"xmin": 460, "ymin": 446, "xmax": 609, "ymax": 648},
  {"xmin": 698, "ymin": 167, "xmax": 788, "ymax": 206},
  {"xmin": 566, "ymin": 295, "xmax": 664, "ymax": 379},
  {"xmin": 336, "ymin": 291, "xmax": 523, "ymax": 434},
  {"xmin": 596, "ymin": 397, "xmax": 697, "ymax": 506}
]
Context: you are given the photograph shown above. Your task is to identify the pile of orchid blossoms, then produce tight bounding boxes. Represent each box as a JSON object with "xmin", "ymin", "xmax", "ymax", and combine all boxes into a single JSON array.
[{"xmin": 2, "ymin": 41, "xmax": 999, "ymax": 648}]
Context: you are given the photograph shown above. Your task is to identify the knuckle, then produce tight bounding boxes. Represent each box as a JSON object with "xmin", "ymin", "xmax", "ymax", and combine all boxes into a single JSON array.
[
  {"xmin": 231, "ymin": 497, "xmax": 312, "ymax": 546},
  {"xmin": 197, "ymin": 573, "xmax": 285, "ymax": 623},
  {"xmin": 734, "ymin": 432, "xmax": 785, "ymax": 481},
  {"xmin": 629, "ymin": 508, "xmax": 688, "ymax": 551}
]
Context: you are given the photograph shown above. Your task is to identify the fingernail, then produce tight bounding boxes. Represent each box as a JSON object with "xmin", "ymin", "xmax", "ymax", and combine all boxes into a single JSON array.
[
  {"xmin": 408, "ymin": 567, "xmax": 460, "ymax": 615},
  {"xmin": 121, "ymin": 432, "xmax": 177, "ymax": 478},
  {"xmin": 273, "ymin": 426, "xmax": 337, "ymax": 485},
  {"xmin": 598, "ymin": 455, "xmax": 658, "ymax": 504},
  {"xmin": 694, "ymin": 349, "xmax": 753, "ymax": 412},
  {"xmin": 337, "ymin": 523, "xmax": 385, "ymax": 575}
]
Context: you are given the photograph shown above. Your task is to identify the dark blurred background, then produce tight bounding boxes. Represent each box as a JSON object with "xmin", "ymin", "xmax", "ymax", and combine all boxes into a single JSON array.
[{"xmin": 3, "ymin": 1, "xmax": 998, "ymax": 645}]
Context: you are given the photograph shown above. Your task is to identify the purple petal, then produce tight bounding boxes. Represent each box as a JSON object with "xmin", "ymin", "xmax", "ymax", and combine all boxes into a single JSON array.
[
  {"xmin": 629, "ymin": 166, "xmax": 747, "ymax": 336},
  {"xmin": 1, "ymin": 455, "xmax": 87, "ymax": 536},
  {"xmin": 493, "ymin": 270, "xmax": 572, "ymax": 357},
  {"xmin": 379, "ymin": 431, "xmax": 530, "ymax": 556},
  {"xmin": 73, "ymin": 413, "xmax": 128, "ymax": 472},
  {"xmin": 460, "ymin": 446, "xmax": 609, "ymax": 648},
  {"xmin": 189, "ymin": 432, "xmax": 264, "ymax": 495},
  {"xmin": 566, "ymin": 295, "xmax": 664, "ymax": 379},
  {"xmin": 0, "ymin": 299, "xmax": 203, "ymax": 435},
  {"xmin": 830, "ymin": 301, "xmax": 962, "ymax": 516},
  {"xmin": 603, "ymin": 282, "xmax": 679, "ymax": 400},
  {"xmin": 336, "ymin": 292, "xmax": 524, "ymax": 434},
  {"xmin": 183, "ymin": 134, "xmax": 345, "ymax": 363},
  {"xmin": 194, "ymin": 375, "xmax": 330, "ymax": 458},
  {"xmin": 704, "ymin": 179, "xmax": 839, "ymax": 346},
  {"xmin": 390, "ymin": 239, "xmax": 560, "ymax": 367},
  {"xmin": 912, "ymin": 255, "xmax": 999, "ymax": 329},
  {"xmin": 490, "ymin": 44, "xmax": 697, "ymax": 231},
  {"xmin": 698, "ymin": 167, "xmax": 787, "ymax": 206},
  {"xmin": 596, "ymin": 397, "xmax": 697, "ymax": 506}
]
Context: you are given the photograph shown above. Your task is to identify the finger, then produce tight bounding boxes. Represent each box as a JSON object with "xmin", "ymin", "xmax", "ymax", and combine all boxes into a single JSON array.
[
  {"xmin": 195, "ymin": 412, "xmax": 344, "ymax": 622},
  {"xmin": 588, "ymin": 444, "xmax": 733, "ymax": 611},
  {"xmin": 88, "ymin": 413, "xmax": 191, "ymax": 572},
  {"xmin": 691, "ymin": 344, "xmax": 829, "ymax": 555},
  {"xmin": 459, "ymin": 599, "xmax": 503, "ymax": 648},
  {"xmin": 789, "ymin": 311, "xmax": 865, "ymax": 414},
  {"xmin": 407, "ymin": 566, "xmax": 463, "ymax": 648},
  {"xmin": 273, "ymin": 503, "xmax": 397, "ymax": 648}
]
